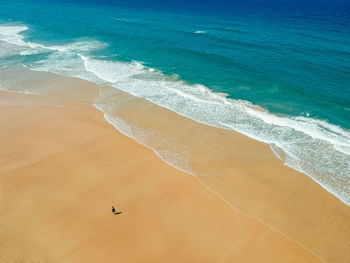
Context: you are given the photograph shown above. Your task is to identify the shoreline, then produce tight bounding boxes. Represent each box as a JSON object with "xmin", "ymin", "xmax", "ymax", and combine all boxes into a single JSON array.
[
  {"xmin": 100, "ymin": 104, "xmax": 333, "ymax": 262},
  {"xmin": 0, "ymin": 70, "xmax": 349, "ymax": 262},
  {"xmin": 1, "ymin": 62, "xmax": 349, "ymax": 207}
]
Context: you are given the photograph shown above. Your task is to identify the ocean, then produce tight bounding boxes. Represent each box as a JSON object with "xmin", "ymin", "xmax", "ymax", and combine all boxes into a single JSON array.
[{"xmin": 0, "ymin": 0, "xmax": 349, "ymax": 204}]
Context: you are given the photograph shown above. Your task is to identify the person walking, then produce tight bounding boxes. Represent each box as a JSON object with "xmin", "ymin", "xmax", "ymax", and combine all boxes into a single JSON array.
[{"xmin": 112, "ymin": 205, "xmax": 116, "ymax": 215}]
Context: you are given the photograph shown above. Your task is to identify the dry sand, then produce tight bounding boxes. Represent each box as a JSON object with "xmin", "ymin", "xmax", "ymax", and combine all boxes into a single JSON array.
[{"xmin": 0, "ymin": 70, "xmax": 349, "ymax": 262}]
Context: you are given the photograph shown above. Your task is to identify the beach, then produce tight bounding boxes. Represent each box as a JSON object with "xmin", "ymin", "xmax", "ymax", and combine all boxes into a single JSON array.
[
  {"xmin": 1, "ymin": 73, "xmax": 349, "ymax": 262},
  {"xmin": 1, "ymin": 0, "xmax": 350, "ymax": 261}
]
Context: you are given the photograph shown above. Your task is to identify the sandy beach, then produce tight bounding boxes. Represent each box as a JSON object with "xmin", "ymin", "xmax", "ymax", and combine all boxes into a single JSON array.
[{"xmin": 0, "ymin": 72, "xmax": 349, "ymax": 262}]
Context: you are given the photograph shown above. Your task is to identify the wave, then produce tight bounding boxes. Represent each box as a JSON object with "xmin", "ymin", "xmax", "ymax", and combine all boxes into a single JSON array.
[
  {"xmin": 111, "ymin": 17, "xmax": 129, "ymax": 23},
  {"xmin": 0, "ymin": 24, "xmax": 107, "ymax": 58},
  {"xmin": 0, "ymin": 25, "xmax": 29, "ymax": 46},
  {"xmin": 1, "ymin": 23, "xmax": 350, "ymax": 205}
]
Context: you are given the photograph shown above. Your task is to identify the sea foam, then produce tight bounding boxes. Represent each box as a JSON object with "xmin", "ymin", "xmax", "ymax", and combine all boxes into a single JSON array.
[{"xmin": 1, "ymin": 24, "xmax": 349, "ymax": 205}]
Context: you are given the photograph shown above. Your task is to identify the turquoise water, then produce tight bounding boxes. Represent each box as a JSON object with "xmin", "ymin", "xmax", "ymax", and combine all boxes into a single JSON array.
[{"xmin": 0, "ymin": 0, "xmax": 349, "ymax": 204}]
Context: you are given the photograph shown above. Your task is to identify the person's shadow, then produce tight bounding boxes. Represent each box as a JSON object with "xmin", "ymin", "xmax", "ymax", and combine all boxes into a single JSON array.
[{"xmin": 115, "ymin": 212, "xmax": 122, "ymax": 215}]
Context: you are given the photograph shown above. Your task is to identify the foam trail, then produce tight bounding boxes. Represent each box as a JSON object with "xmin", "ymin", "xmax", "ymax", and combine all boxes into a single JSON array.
[
  {"xmin": 1, "ymin": 23, "xmax": 349, "ymax": 205},
  {"xmin": 95, "ymin": 105, "xmax": 195, "ymax": 176}
]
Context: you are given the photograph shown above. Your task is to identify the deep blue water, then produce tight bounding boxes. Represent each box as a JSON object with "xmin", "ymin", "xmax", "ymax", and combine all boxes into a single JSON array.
[{"xmin": 0, "ymin": 0, "xmax": 350, "ymax": 204}]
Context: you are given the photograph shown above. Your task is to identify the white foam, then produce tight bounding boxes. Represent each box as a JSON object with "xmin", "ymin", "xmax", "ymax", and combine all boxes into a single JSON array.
[
  {"xmin": 0, "ymin": 25, "xmax": 44, "ymax": 50},
  {"xmin": 0, "ymin": 24, "xmax": 106, "ymax": 60},
  {"xmin": 111, "ymin": 17, "xmax": 129, "ymax": 23},
  {"xmin": 194, "ymin": 30, "xmax": 206, "ymax": 34},
  {"xmin": 0, "ymin": 25, "xmax": 28, "ymax": 37},
  {"xmin": 80, "ymin": 55, "xmax": 144, "ymax": 83}
]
